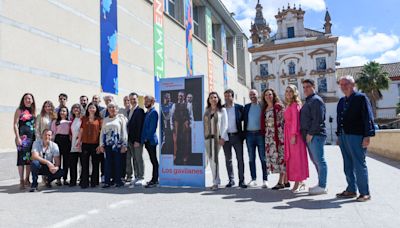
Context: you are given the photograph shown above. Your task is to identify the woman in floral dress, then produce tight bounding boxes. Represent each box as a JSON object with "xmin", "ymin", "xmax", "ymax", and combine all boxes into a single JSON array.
[
  {"xmin": 261, "ymin": 89, "xmax": 288, "ymax": 190},
  {"xmin": 13, "ymin": 93, "xmax": 36, "ymax": 190}
]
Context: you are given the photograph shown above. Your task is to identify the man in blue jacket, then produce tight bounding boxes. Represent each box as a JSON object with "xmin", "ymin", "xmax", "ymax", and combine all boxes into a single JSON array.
[
  {"xmin": 141, "ymin": 95, "xmax": 159, "ymax": 188},
  {"xmin": 336, "ymin": 75, "xmax": 375, "ymax": 202},
  {"xmin": 223, "ymin": 89, "xmax": 247, "ymax": 188}
]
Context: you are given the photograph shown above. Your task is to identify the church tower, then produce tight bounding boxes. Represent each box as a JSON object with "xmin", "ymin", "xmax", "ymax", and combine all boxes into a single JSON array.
[{"xmin": 250, "ymin": 0, "xmax": 271, "ymax": 44}]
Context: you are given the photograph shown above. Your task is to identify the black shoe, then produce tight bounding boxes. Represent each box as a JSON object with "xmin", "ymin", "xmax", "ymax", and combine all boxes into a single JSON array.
[
  {"xmin": 69, "ymin": 183, "xmax": 76, "ymax": 187},
  {"xmin": 284, "ymin": 182, "xmax": 290, "ymax": 188},
  {"xmin": 145, "ymin": 181, "xmax": 159, "ymax": 188},
  {"xmin": 225, "ymin": 181, "xmax": 235, "ymax": 188},
  {"xmin": 115, "ymin": 182, "xmax": 124, "ymax": 188},
  {"xmin": 29, "ymin": 187, "xmax": 38, "ymax": 192},
  {"xmin": 102, "ymin": 184, "xmax": 111, "ymax": 188},
  {"xmin": 90, "ymin": 183, "xmax": 96, "ymax": 188},
  {"xmin": 63, "ymin": 180, "xmax": 69, "ymax": 186},
  {"xmin": 81, "ymin": 185, "xmax": 88, "ymax": 189},
  {"xmin": 272, "ymin": 183, "xmax": 285, "ymax": 190},
  {"xmin": 55, "ymin": 179, "xmax": 62, "ymax": 186},
  {"xmin": 239, "ymin": 182, "xmax": 248, "ymax": 188}
]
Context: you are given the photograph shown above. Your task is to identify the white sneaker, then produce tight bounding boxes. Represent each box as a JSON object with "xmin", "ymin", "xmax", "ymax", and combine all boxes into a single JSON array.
[
  {"xmin": 248, "ymin": 180, "xmax": 257, "ymax": 187},
  {"xmin": 134, "ymin": 178, "xmax": 144, "ymax": 186},
  {"xmin": 262, "ymin": 180, "xmax": 269, "ymax": 189},
  {"xmin": 129, "ymin": 178, "xmax": 138, "ymax": 188},
  {"xmin": 309, "ymin": 186, "xmax": 328, "ymax": 195}
]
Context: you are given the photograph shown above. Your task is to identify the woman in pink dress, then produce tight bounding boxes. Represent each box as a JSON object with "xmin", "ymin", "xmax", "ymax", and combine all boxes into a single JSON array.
[{"xmin": 284, "ymin": 85, "xmax": 309, "ymax": 193}]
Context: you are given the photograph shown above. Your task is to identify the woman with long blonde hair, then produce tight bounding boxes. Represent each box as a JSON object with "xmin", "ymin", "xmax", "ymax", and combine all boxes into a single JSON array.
[
  {"xmin": 36, "ymin": 100, "xmax": 57, "ymax": 139},
  {"xmin": 284, "ymin": 85, "xmax": 309, "ymax": 192}
]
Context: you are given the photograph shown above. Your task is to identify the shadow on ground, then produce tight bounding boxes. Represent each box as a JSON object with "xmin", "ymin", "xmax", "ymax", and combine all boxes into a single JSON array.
[
  {"xmin": 367, "ymin": 152, "xmax": 400, "ymax": 169},
  {"xmin": 0, "ymin": 183, "xmax": 358, "ymax": 210},
  {"xmin": 272, "ymin": 197, "xmax": 356, "ymax": 210}
]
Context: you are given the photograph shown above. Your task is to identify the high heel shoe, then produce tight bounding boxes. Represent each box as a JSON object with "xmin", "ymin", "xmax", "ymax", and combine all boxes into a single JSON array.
[
  {"xmin": 24, "ymin": 178, "xmax": 31, "ymax": 187},
  {"xmin": 291, "ymin": 182, "xmax": 306, "ymax": 193}
]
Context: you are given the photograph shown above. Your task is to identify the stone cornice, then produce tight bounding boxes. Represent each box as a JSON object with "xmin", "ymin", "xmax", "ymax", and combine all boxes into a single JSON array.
[{"xmin": 248, "ymin": 37, "xmax": 338, "ymax": 53}]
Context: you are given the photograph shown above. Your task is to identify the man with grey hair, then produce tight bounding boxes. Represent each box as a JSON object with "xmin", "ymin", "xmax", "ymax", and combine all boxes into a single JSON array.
[
  {"xmin": 100, "ymin": 95, "xmax": 114, "ymax": 118},
  {"xmin": 92, "ymin": 94, "xmax": 105, "ymax": 113},
  {"xmin": 336, "ymin": 75, "xmax": 375, "ymax": 202}
]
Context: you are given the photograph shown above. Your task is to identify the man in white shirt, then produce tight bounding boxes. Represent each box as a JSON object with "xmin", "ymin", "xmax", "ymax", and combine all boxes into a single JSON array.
[
  {"xmin": 30, "ymin": 129, "xmax": 64, "ymax": 192},
  {"xmin": 223, "ymin": 89, "xmax": 247, "ymax": 188}
]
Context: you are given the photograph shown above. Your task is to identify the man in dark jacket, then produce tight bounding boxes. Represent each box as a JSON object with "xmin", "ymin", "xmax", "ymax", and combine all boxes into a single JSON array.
[
  {"xmin": 223, "ymin": 89, "xmax": 247, "ymax": 188},
  {"xmin": 127, "ymin": 92, "xmax": 145, "ymax": 187},
  {"xmin": 300, "ymin": 79, "xmax": 328, "ymax": 195},
  {"xmin": 336, "ymin": 75, "xmax": 375, "ymax": 202}
]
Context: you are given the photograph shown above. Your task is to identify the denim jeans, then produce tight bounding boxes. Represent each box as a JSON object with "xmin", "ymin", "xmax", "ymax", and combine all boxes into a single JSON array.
[
  {"xmin": 31, "ymin": 160, "xmax": 64, "ymax": 188},
  {"xmin": 306, "ymin": 135, "xmax": 327, "ymax": 188},
  {"xmin": 246, "ymin": 132, "xmax": 268, "ymax": 181},
  {"xmin": 338, "ymin": 134, "xmax": 370, "ymax": 195}
]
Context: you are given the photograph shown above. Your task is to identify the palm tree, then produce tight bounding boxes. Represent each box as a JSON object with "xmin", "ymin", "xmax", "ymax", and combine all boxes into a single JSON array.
[{"xmin": 356, "ymin": 61, "xmax": 390, "ymax": 118}]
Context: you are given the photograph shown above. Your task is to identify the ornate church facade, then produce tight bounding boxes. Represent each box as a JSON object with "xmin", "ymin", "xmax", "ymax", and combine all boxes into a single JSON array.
[
  {"xmin": 249, "ymin": 2, "xmax": 339, "ymax": 103},
  {"xmin": 248, "ymin": 2, "xmax": 340, "ymax": 142}
]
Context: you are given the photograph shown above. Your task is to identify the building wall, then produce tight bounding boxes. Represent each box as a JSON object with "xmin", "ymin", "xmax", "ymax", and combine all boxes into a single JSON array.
[
  {"xmin": 377, "ymin": 82, "xmax": 400, "ymax": 118},
  {"xmin": 0, "ymin": 0, "xmax": 250, "ymax": 151},
  {"xmin": 250, "ymin": 41, "xmax": 339, "ymax": 143},
  {"xmin": 251, "ymin": 42, "xmax": 337, "ymax": 98}
]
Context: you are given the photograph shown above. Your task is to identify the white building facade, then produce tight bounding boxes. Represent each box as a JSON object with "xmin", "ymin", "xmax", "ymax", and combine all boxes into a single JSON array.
[
  {"xmin": 337, "ymin": 62, "xmax": 400, "ymax": 119},
  {"xmin": 248, "ymin": 3, "xmax": 340, "ymax": 143},
  {"xmin": 0, "ymin": 0, "xmax": 251, "ymax": 151}
]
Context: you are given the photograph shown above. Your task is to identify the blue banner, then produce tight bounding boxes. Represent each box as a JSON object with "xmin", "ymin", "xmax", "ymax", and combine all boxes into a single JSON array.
[
  {"xmin": 100, "ymin": 0, "xmax": 118, "ymax": 94},
  {"xmin": 221, "ymin": 25, "xmax": 228, "ymax": 90},
  {"xmin": 158, "ymin": 76, "xmax": 205, "ymax": 187},
  {"xmin": 185, "ymin": 0, "xmax": 193, "ymax": 77}
]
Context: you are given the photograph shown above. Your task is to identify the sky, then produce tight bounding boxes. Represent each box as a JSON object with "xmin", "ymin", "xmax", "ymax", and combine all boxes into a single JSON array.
[{"xmin": 223, "ymin": 0, "xmax": 400, "ymax": 67}]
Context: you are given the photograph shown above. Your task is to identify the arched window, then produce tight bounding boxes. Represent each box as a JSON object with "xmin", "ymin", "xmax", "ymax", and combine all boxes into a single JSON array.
[{"xmin": 288, "ymin": 61, "xmax": 296, "ymax": 75}]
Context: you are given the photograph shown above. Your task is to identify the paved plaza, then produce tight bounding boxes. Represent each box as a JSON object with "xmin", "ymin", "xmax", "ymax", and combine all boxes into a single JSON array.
[{"xmin": 0, "ymin": 146, "xmax": 399, "ymax": 228}]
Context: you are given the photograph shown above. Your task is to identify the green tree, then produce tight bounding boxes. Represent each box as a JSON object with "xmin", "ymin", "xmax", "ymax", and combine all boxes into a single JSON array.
[{"xmin": 356, "ymin": 61, "xmax": 391, "ymax": 118}]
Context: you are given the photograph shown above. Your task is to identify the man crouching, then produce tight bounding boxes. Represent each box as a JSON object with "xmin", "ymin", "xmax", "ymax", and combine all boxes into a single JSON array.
[{"xmin": 30, "ymin": 129, "xmax": 64, "ymax": 192}]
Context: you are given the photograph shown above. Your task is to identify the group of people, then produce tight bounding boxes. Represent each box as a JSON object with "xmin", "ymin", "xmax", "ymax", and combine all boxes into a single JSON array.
[
  {"xmin": 14, "ymin": 92, "xmax": 159, "ymax": 192},
  {"xmin": 161, "ymin": 91, "xmax": 194, "ymax": 165},
  {"xmin": 13, "ymin": 75, "xmax": 374, "ymax": 202},
  {"xmin": 202, "ymin": 76, "xmax": 375, "ymax": 202}
]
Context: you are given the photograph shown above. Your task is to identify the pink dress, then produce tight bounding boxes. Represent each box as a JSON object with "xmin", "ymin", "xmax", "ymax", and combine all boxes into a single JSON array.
[{"xmin": 284, "ymin": 103, "xmax": 309, "ymax": 181}]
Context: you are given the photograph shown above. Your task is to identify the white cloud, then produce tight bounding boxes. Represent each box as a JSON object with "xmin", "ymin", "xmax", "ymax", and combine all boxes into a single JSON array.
[
  {"xmin": 223, "ymin": 0, "xmax": 326, "ymax": 36},
  {"xmin": 338, "ymin": 27, "xmax": 399, "ymax": 58},
  {"xmin": 338, "ymin": 56, "xmax": 369, "ymax": 68},
  {"xmin": 374, "ymin": 46, "xmax": 400, "ymax": 64}
]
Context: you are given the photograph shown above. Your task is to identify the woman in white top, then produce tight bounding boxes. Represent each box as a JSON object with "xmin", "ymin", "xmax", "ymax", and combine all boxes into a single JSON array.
[
  {"xmin": 98, "ymin": 102, "xmax": 128, "ymax": 188},
  {"xmin": 203, "ymin": 92, "xmax": 228, "ymax": 190},
  {"xmin": 69, "ymin": 103, "xmax": 84, "ymax": 187},
  {"xmin": 35, "ymin": 101, "xmax": 56, "ymax": 139}
]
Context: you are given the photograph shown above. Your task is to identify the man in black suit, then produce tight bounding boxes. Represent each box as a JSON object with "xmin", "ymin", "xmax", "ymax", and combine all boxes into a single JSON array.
[
  {"xmin": 126, "ymin": 92, "xmax": 146, "ymax": 187},
  {"xmin": 222, "ymin": 89, "xmax": 247, "ymax": 188}
]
